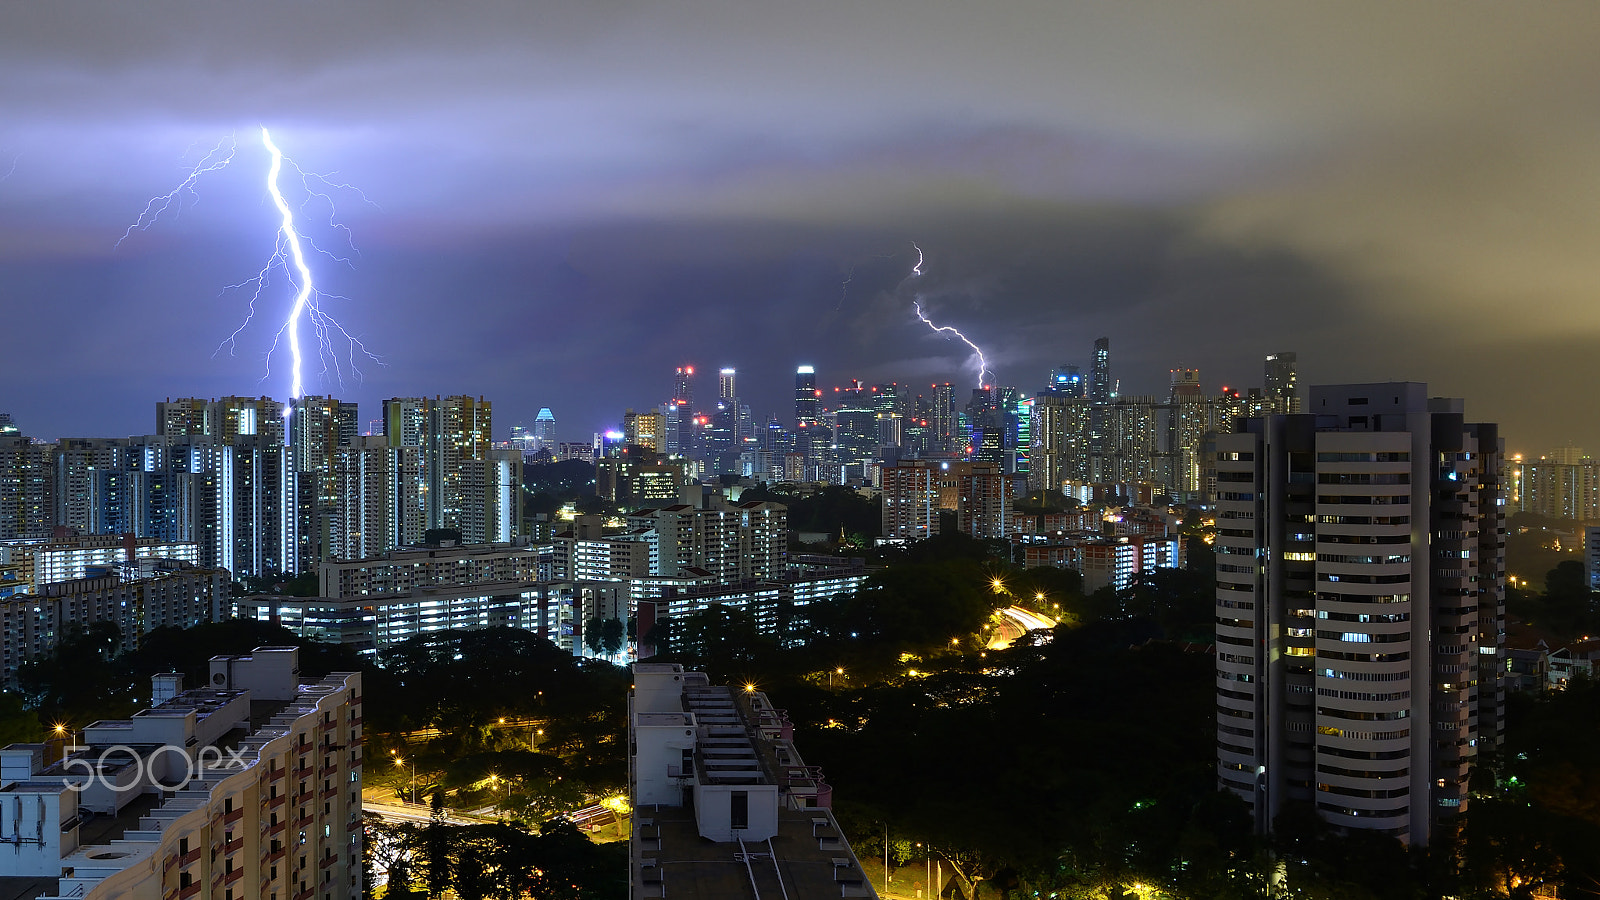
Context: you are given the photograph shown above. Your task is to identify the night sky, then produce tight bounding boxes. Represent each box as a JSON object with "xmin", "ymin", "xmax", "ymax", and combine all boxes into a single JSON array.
[{"xmin": 5, "ymin": 2, "xmax": 1600, "ymax": 452}]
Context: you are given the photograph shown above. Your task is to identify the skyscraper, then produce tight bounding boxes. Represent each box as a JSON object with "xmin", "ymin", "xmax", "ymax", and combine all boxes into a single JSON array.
[
  {"xmin": 1265, "ymin": 352, "xmax": 1301, "ymax": 413},
  {"xmin": 931, "ymin": 382, "xmax": 956, "ymax": 453},
  {"xmin": 1089, "ymin": 337, "xmax": 1112, "ymax": 405},
  {"xmin": 1049, "ymin": 364, "xmax": 1086, "ymax": 397},
  {"xmin": 1168, "ymin": 368, "xmax": 1202, "ymax": 403},
  {"xmin": 532, "ymin": 407, "xmax": 557, "ymax": 452},
  {"xmin": 1214, "ymin": 383, "xmax": 1505, "ymax": 846},
  {"xmin": 672, "ymin": 365, "xmax": 696, "ymax": 457},
  {"xmin": 794, "ymin": 365, "xmax": 819, "ymax": 429},
  {"xmin": 718, "ymin": 367, "xmax": 736, "ymax": 404}
]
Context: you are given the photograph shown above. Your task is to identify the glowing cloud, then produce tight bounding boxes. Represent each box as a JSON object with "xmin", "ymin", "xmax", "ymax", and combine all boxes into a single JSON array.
[{"xmin": 118, "ymin": 128, "xmax": 380, "ymax": 410}]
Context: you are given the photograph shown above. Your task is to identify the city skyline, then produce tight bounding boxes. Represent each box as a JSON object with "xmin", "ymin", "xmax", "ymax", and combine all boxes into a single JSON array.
[{"xmin": 7, "ymin": 4, "xmax": 1600, "ymax": 451}]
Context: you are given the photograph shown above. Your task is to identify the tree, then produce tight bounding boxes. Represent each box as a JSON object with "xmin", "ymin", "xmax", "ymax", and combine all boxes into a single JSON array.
[
  {"xmin": 16, "ymin": 621, "xmax": 135, "ymax": 720},
  {"xmin": 583, "ymin": 616, "xmax": 606, "ymax": 656},
  {"xmin": 1537, "ymin": 559, "xmax": 1598, "ymax": 638},
  {"xmin": 0, "ymin": 691, "xmax": 42, "ymax": 744},
  {"xmin": 424, "ymin": 790, "xmax": 451, "ymax": 898},
  {"xmin": 600, "ymin": 618, "xmax": 625, "ymax": 658}
]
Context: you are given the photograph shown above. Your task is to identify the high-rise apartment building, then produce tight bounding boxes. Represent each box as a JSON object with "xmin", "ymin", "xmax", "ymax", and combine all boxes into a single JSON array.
[
  {"xmin": 0, "ymin": 561, "xmax": 227, "ymax": 686},
  {"xmin": 290, "ymin": 395, "xmax": 359, "ymax": 507},
  {"xmin": 627, "ymin": 500, "xmax": 788, "ymax": 583},
  {"xmin": 424, "ymin": 395, "xmax": 492, "ymax": 533},
  {"xmin": 882, "ymin": 461, "xmax": 939, "ymax": 541},
  {"xmin": 156, "ymin": 396, "xmax": 286, "ymax": 445},
  {"xmin": 287, "ymin": 396, "xmax": 359, "ymax": 563},
  {"xmin": 881, "ymin": 459, "xmax": 1008, "ymax": 540},
  {"xmin": 381, "ymin": 395, "xmax": 511, "ymax": 543},
  {"xmin": 330, "ymin": 436, "xmax": 425, "ymax": 559},
  {"xmin": 383, "ymin": 397, "xmax": 427, "ymax": 450},
  {"xmin": 1520, "ymin": 450, "xmax": 1599, "ymax": 520},
  {"xmin": 0, "ymin": 435, "xmax": 53, "ymax": 542},
  {"xmin": 52, "ymin": 433, "xmax": 298, "ymax": 577},
  {"xmin": 931, "ymin": 382, "xmax": 956, "ymax": 453},
  {"xmin": 1214, "ymin": 383, "xmax": 1505, "ymax": 846},
  {"xmin": 458, "ymin": 448, "xmax": 523, "ymax": 545},
  {"xmin": 155, "ymin": 397, "xmax": 209, "ymax": 437}
]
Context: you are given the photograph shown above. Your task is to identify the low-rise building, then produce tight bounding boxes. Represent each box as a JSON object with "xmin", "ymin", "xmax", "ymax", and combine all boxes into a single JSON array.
[
  {"xmin": 317, "ymin": 538, "xmax": 552, "ymax": 598},
  {"xmin": 0, "ymin": 534, "xmax": 200, "ymax": 595},
  {"xmin": 235, "ymin": 580, "xmax": 624, "ymax": 658},
  {"xmin": 629, "ymin": 664, "xmax": 876, "ymax": 898},
  {"xmin": 1019, "ymin": 534, "xmax": 1182, "ymax": 592}
]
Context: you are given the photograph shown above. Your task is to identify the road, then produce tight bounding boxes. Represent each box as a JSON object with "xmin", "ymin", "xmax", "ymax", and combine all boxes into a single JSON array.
[
  {"xmin": 362, "ymin": 797, "xmax": 483, "ymax": 826},
  {"xmin": 988, "ymin": 606, "xmax": 1057, "ymax": 649}
]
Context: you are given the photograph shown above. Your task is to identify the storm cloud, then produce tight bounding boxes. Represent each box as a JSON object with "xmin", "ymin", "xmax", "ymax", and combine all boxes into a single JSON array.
[{"xmin": 3, "ymin": 1, "xmax": 1599, "ymax": 450}]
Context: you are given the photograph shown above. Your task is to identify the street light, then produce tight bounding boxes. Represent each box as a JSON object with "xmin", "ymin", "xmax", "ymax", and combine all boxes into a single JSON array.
[
  {"xmin": 830, "ymin": 667, "xmax": 844, "ymax": 689},
  {"xmin": 394, "ymin": 756, "xmax": 415, "ymax": 804}
]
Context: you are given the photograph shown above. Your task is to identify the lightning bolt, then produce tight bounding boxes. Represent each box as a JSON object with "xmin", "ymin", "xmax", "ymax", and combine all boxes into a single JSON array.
[
  {"xmin": 906, "ymin": 243, "xmax": 992, "ymax": 387},
  {"xmin": 835, "ymin": 264, "xmax": 855, "ymax": 310},
  {"xmin": 117, "ymin": 136, "xmax": 237, "ymax": 247},
  {"xmin": 261, "ymin": 128, "xmax": 314, "ymax": 404},
  {"xmin": 835, "ymin": 252, "xmax": 897, "ymax": 310},
  {"xmin": 118, "ymin": 128, "xmax": 380, "ymax": 414},
  {"xmin": 914, "ymin": 301, "xmax": 994, "ymax": 388}
]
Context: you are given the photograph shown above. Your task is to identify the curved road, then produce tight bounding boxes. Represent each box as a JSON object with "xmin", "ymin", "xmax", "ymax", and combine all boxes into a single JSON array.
[{"xmin": 988, "ymin": 606, "xmax": 1057, "ymax": 649}]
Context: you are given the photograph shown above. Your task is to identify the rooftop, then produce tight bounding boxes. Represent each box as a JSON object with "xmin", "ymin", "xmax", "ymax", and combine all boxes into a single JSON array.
[
  {"xmin": 635, "ymin": 804, "xmax": 873, "ymax": 898},
  {"xmin": 630, "ymin": 664, "xmax": 873, "ymax": 899}
]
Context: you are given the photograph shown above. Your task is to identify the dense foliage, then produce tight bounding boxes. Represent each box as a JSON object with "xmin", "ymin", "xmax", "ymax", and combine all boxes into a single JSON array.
[
  {"xmin": 369, "ymin": 815, "xmax": 626, "ymax": 900},
  {"xmin": 364, "ymin": 629, "xmax": 632, "ymax": 820},
  {"xmin": 1508, "ymin": 559, "xmax": 1600, "ymax": 641},
  {"xmin": 739, "ymin": 482, "xmax": 882, "ymax": 540}
]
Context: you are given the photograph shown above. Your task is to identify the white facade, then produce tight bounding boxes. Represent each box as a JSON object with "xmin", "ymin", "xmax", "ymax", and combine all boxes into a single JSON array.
[
  {"xmin": 629, "ymin": 664, "xmax": 875, "ymax": 898},
  {"xmin": 1214, "ymin": 383, "xmax": 1506, "ymax": 847},
  {"xmin": 317, "ymin": 539, "xmax": 551, "ymax": 598},
  {"xmin": 0, "ymin": 649, "xmax": 362, "ymax": 900}
]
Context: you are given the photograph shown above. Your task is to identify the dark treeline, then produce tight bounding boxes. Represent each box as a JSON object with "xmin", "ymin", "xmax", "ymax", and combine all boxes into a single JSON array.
[{"xmin": 368, "ymin": 814, "xmax": 626, "ymax": 900}]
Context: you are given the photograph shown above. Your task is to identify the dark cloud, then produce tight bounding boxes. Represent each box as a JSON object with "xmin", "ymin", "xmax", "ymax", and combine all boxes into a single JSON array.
[{"xmin": 3, "ymin": 1, "xmax": 1599, "ymax": 451}]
